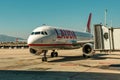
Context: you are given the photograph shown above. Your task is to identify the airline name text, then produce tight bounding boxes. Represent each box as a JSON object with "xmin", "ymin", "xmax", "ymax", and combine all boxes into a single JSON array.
[{"xmin": 55, "ymin": 29, "xmax": 77, "ymax": 39}]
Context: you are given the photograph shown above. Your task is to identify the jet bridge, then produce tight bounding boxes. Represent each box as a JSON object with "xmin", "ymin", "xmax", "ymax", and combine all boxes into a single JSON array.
[{"xmin": 94, "ymin": 24, "xmax": 120, "ymax": 51}]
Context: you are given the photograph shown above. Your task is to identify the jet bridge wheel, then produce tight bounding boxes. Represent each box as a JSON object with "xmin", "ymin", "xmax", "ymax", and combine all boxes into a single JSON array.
[{"xmin": 51, "ymin": 52, "xmax": 58, "ymax": 57}]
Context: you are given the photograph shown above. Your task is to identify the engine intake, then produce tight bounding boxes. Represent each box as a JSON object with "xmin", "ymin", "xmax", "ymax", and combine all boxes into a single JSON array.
[
  {"xmin": 82, "ymin": 43, "xmax": 94, "ymax": 57},
  {"xmin": 29, "ymin": 48, "xmax": 43, "ymax": 55}
]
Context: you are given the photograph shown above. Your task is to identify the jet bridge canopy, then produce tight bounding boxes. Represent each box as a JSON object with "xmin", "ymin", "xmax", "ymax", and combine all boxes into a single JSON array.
[{"xmin": 94, "ymin": 24, "xmax": 120, "ymax": 51}]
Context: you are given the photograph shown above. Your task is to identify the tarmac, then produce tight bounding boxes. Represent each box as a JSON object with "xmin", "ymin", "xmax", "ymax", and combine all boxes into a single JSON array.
[{"xmin": 0, "ymin": 49, "xmax": 120, "ymax": 80}]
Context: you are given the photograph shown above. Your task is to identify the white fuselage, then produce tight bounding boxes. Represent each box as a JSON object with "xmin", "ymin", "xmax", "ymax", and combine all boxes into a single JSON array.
[{"xmin": 27, "ymin": 26, "xmax": 93, "ymax": 50}]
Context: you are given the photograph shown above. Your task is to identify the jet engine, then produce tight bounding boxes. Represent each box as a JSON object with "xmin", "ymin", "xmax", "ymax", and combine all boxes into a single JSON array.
[
  {"xmin": 29, "ymin": 48, "xmax": 43, "ymax": 55},
  {"xmin": 82, "ymin": 43, "xmax": 94, "ymax": 57}
]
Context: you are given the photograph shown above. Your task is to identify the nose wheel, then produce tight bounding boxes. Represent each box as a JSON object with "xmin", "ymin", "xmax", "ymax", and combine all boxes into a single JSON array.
[
  {"xmin": 41, "ymin": 50, "xmax": 48, "ymax": 62},
  {"xmin": 41, "ymin": 50, "xmax": 58, "ymax": 62},
  {"xmin": 42, "ymin": 57, "xmax": 47, "ymax": 62}
]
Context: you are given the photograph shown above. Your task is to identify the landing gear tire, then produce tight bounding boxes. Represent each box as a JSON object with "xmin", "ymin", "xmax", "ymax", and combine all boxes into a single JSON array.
[
  {"xmin": 87, "ymin": 56, "xmax": 91, "ymax": 58},
  {"xmin": 51, "ymin": 52, "xmax": 58, "ymax": 57},
  {"xmin": 42, "ymin": 57, "xmax": 47, "ymax": 62},
  {"xmin": 51, "ymin": 52, "xmax": 54, "ymax": 57},
  {"xmin": 54, "ymin": 52, "xmax": 58, "ymax": 57},
  {"xmin": 42, "ymin": 50, "xmax": 48, "ymax": 62},
  {"xmin": 83, "ymin": 54, "xmax": 86, "ymax": 58},
  {"xmin": 83, "ymin": 54, "xmax": 91, "ymax": 58}
]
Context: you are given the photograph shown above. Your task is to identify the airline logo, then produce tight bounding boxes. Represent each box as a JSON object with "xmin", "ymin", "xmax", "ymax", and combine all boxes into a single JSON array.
[{"xmin": 54, "ymin": 29, "xmax": 77, "ymax": 39}]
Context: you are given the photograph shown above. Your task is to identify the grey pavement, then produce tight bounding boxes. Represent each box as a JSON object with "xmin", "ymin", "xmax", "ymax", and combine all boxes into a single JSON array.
[{"xmin": 0, "ymin": 70, "xmax": 120, "ymax": 80}]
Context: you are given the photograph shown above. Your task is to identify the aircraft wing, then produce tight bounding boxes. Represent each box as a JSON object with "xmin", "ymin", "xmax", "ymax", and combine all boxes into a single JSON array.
[
  {"xmin": 66, "ymin": 39, "xmax": 94, "ymax": 49},
  {"xmin": 77, "ymin": 40, "xmax": 94, "ymax": 44}
]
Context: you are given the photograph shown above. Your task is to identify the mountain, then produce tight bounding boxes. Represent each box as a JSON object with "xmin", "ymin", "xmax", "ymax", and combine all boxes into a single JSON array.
[{"xmin": 0, "ymin": 34, "xmax": 25, "ymax": 42}]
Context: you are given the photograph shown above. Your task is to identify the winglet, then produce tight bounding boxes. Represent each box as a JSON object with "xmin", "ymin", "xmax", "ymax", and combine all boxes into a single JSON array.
[{"xmin": 86, "ymin": 13, "xmax": 92, "ymax": 33}]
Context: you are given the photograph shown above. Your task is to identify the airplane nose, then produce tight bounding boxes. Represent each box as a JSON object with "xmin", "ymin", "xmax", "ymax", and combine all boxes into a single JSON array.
[
  {"xmin": 27, "ymin": 35, "xmax": 45, "ymax": 45},
  {"xmin": 27, "ymin": 36, "xmax": 38, "ymax": 45}
]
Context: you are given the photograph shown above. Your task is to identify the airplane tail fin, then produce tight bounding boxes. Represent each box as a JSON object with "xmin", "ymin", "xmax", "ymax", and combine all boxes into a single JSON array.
[{"xmin": 86, "ymin": 13, "xmax": 92, "ymax": 33}]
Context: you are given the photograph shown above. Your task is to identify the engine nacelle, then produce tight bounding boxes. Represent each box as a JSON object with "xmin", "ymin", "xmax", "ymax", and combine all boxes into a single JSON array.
[
  {"xmin": 82, "ymin": 43, "xmax": 94, "ymax": 57},
  {"xmin": 29, "ymin": 48, "xmax": 43, "ymax": 55}
]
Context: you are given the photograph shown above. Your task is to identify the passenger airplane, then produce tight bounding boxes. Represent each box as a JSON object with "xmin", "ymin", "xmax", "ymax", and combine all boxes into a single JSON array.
[{"xmin": 27, "ymin": 13, "xmax": 94, "ymax": 62}]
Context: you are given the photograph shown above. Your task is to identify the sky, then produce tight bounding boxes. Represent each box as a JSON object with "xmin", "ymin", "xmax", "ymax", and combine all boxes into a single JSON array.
[{"xmin": 0, "ymin": 0, "xmax": 120, "ymax": 39}]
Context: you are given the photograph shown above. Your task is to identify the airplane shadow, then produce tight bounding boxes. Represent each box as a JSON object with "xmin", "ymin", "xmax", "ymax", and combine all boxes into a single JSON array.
[{"xmin": 49, "ymin": 54, "xmax": 108, "ymax": 62}]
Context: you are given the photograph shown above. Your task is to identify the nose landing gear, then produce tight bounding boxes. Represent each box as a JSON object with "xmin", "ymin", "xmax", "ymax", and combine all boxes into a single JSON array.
[
  {"xmin": 42, "ymin": 50, "xmax": 48, "ymax": 62},
  {"xmin": 41, "ymin": 50, "xmax": 58, "ymax": 62}
]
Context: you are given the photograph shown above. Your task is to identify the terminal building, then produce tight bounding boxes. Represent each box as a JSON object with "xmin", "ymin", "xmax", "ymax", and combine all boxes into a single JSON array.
[{"xmin": 0, "ymin": 42, "xmax": 28, "ymax": 49}]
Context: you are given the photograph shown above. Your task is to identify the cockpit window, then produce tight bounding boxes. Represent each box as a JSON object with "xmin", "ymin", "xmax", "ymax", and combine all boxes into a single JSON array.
[
  {"xmin": 35, "ymin": 32, "xmax": 40, "ymax": 35},
  {"xmin": 31, "ymin": 31, "xmax": 48, "ymax": 35},
  {"xmin": 41, "ymin": 31, "xmax": 44, "ymax": 35},
  {"xmin": 31, "ymin": 32, "xmax": 34, "ymax": 35},
  {"xmin": 45, "ymin": 32, "xmax": 48, "ymax": 35}
]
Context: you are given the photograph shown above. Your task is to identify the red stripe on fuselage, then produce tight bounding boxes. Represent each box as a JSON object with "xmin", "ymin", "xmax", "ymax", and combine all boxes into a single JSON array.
[{"xmin": 28, "ymin": 44, "xmax": 73, "ymax": 47}]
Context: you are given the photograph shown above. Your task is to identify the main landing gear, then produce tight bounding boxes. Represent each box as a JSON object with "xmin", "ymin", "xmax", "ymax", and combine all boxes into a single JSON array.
[
  {"xmin": 42, "ymin": 50, "xmax": 58, "ymax": 62},
  {"xmin": 51, "ymin": 50, "xmax": 58, "ymax": 57}
]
